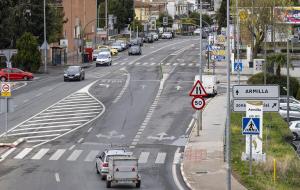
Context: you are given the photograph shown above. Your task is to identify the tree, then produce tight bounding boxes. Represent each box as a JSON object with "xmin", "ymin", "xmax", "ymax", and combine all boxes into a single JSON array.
[
  {"xmin": 187, "ymin": 12, "xmax": 213, "ymax": 27},
  {"xmin": 131, "ymin": 19, "xmax": 143, "ymax": 32},
  {"xmin": 0, "ymin": 0, "xmax": 64, "ymax": 49},
  {"xmin": 156, "ymin": 13, "xmax": 173, "ymax": 28},
  {"xmin": 13, "ymin": 32, "xmax": 41, "ymax": 72},
  {"xmin": 216, "ymin": 0, "xmax": 226, "ymax": 33},
  {"xmin": 266, "ymin": 53, "xmax": 288, "ymax": 76}
]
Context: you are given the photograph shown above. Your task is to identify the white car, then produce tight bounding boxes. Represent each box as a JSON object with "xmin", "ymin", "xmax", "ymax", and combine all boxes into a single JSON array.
[
  {"xmin": 194, "ymin": 75, "xmax": 218, "ymax": 96},
  {"xmin": 150, "ymin": 32, "xmax": 159, "ymax": 40},
  {"xmin": 289, "ymin": 120, "xmax": 300, "ymax": 140},
  {"xmin": 279, "ymin": 96, "xmax": 300, "ymax": 105},
  {"xmin": 95, "ymin": 52, "xmax": 112, "ymax": 66},
  {"xmin": 95, "ymin": 148, "xmax": 131, "ymax": 180},
  {"xmin": 279, "ymin": 103, "xmax": 300, "ymax": 121},
  {"xmin": 161, "ymin": 32, "xmax": 172, "ymax": 39},
  {"xmin": 92, "ymin": 49, "xmax": 101, "ymax": 61},
  {"xmin": 193, "ymin": 28, "xmax": 201, "ymax": 35}
]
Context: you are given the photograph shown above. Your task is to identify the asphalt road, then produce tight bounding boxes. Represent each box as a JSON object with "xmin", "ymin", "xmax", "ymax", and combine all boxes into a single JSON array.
[{"xmin": 0, "ymin": 36, "xmax": 214, "ymax": 190}]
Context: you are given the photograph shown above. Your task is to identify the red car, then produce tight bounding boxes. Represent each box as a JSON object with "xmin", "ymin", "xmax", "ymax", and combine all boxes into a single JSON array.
[{"xmin": 0, "ymin": 68, "xmax": 34, "ymax": 81}]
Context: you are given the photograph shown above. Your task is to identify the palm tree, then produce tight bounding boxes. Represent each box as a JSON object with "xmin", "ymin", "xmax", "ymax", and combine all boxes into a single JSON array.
[{"xmin": 266, "ymin": 53, "xmax": 287, "ymax": 76}]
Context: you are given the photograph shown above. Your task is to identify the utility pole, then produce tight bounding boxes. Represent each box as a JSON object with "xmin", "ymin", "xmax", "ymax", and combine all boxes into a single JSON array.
[
  {"xmin": 287, "ymin": 38, "xmax": 290, "ymax": 123},
  {"xmin": 226, "ymin": 0, "xmax": 232, "ymax": 189},
  {"xmin": 251, "ymin": 0, "xmax": 254, "ymax": 68},
  {"xmin": 264, "ymin": 25, "xmax": 267, "ymax": 85},
  {"xmin": 43, "ymin": 0, "xmax": 47, "ymax": 73},
  {"xmin": 236, "ymin": 0, "xmax": 240, "ymax": 84},
  {"xmin": 197, "ymin": 0, "xmax": 203, "ymax": 136},
  {"xmin": 105, "ymin": 0, "xmax": 108, "ymax": 44}
]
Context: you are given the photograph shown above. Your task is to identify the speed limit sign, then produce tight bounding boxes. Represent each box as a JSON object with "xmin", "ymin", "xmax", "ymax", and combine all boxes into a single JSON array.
[{"xmin": 191, "ymin": 97, "xmax": 205, "ymax": 110}]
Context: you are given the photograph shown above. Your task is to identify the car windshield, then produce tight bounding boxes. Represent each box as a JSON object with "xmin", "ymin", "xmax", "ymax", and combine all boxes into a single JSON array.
[
  {"xmin": 131, "ymin": 46, "xmax": 139, "ymax": 50},
  {"xmin": 99, "ymin": 48, "xmax": 109, "ymax": 52},
  {"xmin": 112, "ymin": 43, "xmax": 121, "ymax": 46},
  {"xmin": 66, "ymin": 66, "xmax": 79, "ymax": 72},
  {"xmin": 98, "ymin": 54, "xmax": 109, "ymax": 59}
]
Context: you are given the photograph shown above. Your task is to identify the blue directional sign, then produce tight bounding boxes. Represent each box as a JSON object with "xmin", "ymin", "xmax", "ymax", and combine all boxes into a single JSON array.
[
  {"xmin": 242, "ymin": 117, "xmax": 260, "ymax": 135},
  {"xmin": 234, "ymin": 62, "xmax": 243, "ymax": 72}
]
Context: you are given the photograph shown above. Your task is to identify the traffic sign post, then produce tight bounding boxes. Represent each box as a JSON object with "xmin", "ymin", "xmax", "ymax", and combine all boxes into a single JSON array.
[
  {"xmin": 1, "ymin": 83, "xmax": 11, "ymax": 97},
  {"xmin": 232, "ymin": 85, "xmax": 279, "ymax": 99},
  {"xmin": 234, "ymin": 61, "xmax": 243, "ymax": 72},
  {"xmin": 189, "ymin": 80, "xmax": 208, "ymax": 97},
  {"xmin": 191, "ymin": 97, "xmax": 205, "ymax": 110}
]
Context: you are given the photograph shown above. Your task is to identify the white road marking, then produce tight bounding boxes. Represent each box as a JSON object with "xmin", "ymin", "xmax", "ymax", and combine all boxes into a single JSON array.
[
  {"xmin": 25, "ymin": 134, "xmax": 61, "ymax": 139},
  {"xmin": 188, "ymin": 63, "xmax": 193, "ymax": 66},
  {"xmin": 8, "ymin": 129, "xmax": 71, "ymax": 136},
  {"xmin": 31, "ymin": 148, "xmax": 49, "ymax": 160},
  {"xmin": 50, "ymin": 102, "xmax": 100, "ymax": 108},
  {"xmin": 27, "ymin": 116, "xmax": 94, "ymax": 123},
  {"xmin": 135, "ymin": 62, "xmax": 141, "ymax": 65},
  {"xmin": 55, "ymin": 173, "xmax": 60, "ymax": 182},
  {"xmin": 166, "ymin": 63, "xmax": 171, "ymax": 66},
  {"xmin": 35, "ymin": 93, "xmax": 42, "ymax": 97},
  {"xmin": 114, "ymin": 62, "xmax": 120, "ymax": 65},
  {"xmin": 129, "ymin": 62, "xmax": 134, "ymax": 65},
  {"xmin": 26, "ymin": 139, "xmax": 49, "ymax": 143},
  {"xmin": 120, "ymin": 62, "xmax": 126, "ymax": 65},
  {"xmin": 151, "ymin": 62, "xmax": 156, "ymax": 66},
  {"xmin": 49, "ymin": 149, "xmax": 66, "ymax": 160},
  {"xmin": 180, "ymin": 63, "xmax": 186, "ymax": 66},
  {"xmin": 84, "ymin": 150, "xmax": 99, "ymax": 162},
  {"xmin": 155, "ymin": 152, "xmax": 167, "ymax": 164},
  {"xmin": 39, "ymin": 109, "xmax": 101, "ymax": 115},
  {"xmin": 173, "ymin": 63, "xmax": 178, "ymax": 66},
  {"xmin": 20, "ymin": 120, "xmax": 89, "ymax": 127},
  {"xmin": 138, "ymin": 152, "xmax": 150, "ymax": 164},
  {"xmin": 48, "ymin": 106, "xmax": 101, "ymax": 111},
  {"xmin": 14, "ymin": 148, "xmax": 33, "ymax": 159},
  {"xmin": 77, "ymin": 138, "xmax": 84, "ymax": 143},
  {"xmin": 87, "ymin": 128, "xmax": 93, "ymax": 133},
  {"xmin": 0, "ymin": 148, "xmax": 16, "ymax": 162},
  {"xmin": 172, "ymin": 148, "xmax": 185, "ymax": 190},
  {"xmin": 113, "ymin": 70, "xmax": 130, "ymax": 104},
  {"xmin": 34, "ymin": 112, "xmax": 99, "ymax": 119},
  {"xmin": 68, "ymin": 145, "xmax": 76, "ymax": 150},
  {"xmin": 67, "ymin": 150, "xmax": 83, "ymax": 161},
  {"xmin": 142, "ymin": 62, "xmax": 148, "ymax": 65},
  {"xmin": 57, "ymin": 100, "xmax": 96, "ymax": 105},
  {"xmin": 173, "ymin": 151, "xmax": 181, "ymax": 164},
  {"xmin": 23, "ymin": 99, "xmax": 29, "ymax": 103}
]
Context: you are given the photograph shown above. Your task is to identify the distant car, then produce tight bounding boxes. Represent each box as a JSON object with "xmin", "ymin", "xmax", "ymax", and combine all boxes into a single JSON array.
[
  {"xmin": 129, "ymin": 39, "xmax": 139, "ymax": 46},
  {"xmin": 289, "ymin": 120, "xmax": 300, "ymax": 140},
  {"xmin": 193, "ymin": 28, "xmax": 208, "ymax": 38},
  {"xmin": 279, "ymin": 96, "xmax": 300, "ymax": 105},
  {"xmin": 111, "ymin": 42, "xmax": 123, "ymax": 52},
  {"xmin": 194, "ymin": 75, "xmax": 218, "ymax": 96},
  {"xmin": 137, "ymin": 38, "xmax": 144, "ymax": 46},
  {"xmin": 128, "ymin": 45, "xmax": 142, "ymax": 55},
  {"xmin": 98, "ymin": 48, "xmax": 112, "ymax": 55},
  {"xmin": 144, "ymin": 34, "xmax": 154, "ymax": 43},
  {"xmin": 0, "ymin": 68, "xmax": 33, "ymax": 81},
  {"xmin": 92, "ymin": 49, "xmax": 102, "ymax": 61},
  {"xmin": 95, "ymin": 148, "xmax": 131, "ymax": 180},
  {"xmin": 96, "ymin": 52, "xmax": 112, "ymax": 66},
  {"xmin": 64, "ymin": 66, "xmax": 85, "ymax": 81},
  {"xmin": 161, "ymin": 32, "xmax": 172, "ymax": 39},
  {"xmin": 279, "ymin": 103, "xmax": 300, "ymax": 121},
  {"xmin": 116, "ymin": 40, "xmax": 129, "ymax": 50},
  {"xmin": 150, "ymin": 32, "xmax": 159, "ymax": 40}
]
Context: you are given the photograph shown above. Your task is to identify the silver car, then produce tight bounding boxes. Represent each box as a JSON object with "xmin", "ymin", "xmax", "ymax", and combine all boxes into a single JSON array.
[
  {"xmin": 289, "ymin": 120, "xmax": 300, "ymax": 140},
  {"xmin": 279, "ymin": 103, "xmax": 300, "ymax": 121}
]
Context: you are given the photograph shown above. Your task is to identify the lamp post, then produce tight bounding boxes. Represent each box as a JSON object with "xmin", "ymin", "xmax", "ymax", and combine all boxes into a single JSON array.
[{"xmin": 43, "ymin": 0, "xmax": 47, "ymax": 73}]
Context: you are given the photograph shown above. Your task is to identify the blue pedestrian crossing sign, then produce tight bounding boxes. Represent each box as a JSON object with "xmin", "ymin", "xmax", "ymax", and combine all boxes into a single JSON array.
[
  {"xmin": 242, "ymin": 117, "xmax": 260, "ymax": 135},
  {"xmin": 234, "ymin": 62, "xmax": 243, "ymax": 72}
]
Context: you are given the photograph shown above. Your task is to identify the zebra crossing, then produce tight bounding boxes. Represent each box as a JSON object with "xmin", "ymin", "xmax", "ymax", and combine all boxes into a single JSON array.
[
  {"xmin": 1, "ymin": 92, "xmax": 104, "ymax": 147},
  {"xmin": 112, "ymin": 61, "xmax": 199, "ymax": 67},
  {"xmin": 0, "ymin": 147, "xmax": 179, "ymax": 165}
]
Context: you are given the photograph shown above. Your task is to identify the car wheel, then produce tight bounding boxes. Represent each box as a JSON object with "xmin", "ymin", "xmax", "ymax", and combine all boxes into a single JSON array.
[
  {"xmin": 0, "ymin": 76, "xmax": 6, "ymax": 82},
  {"xmin": 101, "ymin": 175, "xmax": 106, "ymax": 180},
  {"xmin": 106, "ymin": 180, "xmax": 111, "ymax": 188},
  {"xmin": 293, "ymin": 132, "xmax": 298, "ymax": 141},
  {"xmin": 23, "ymin": 76, "xmax": 29, "ymax": 81},
  {"xmin": 136, "ymin": 180, "xmax": 141, "ymax": 188},
  {"xmin": 64, "ymin": 78, "xmax": 67, "ymax": 82},
  {"xmin": 96, "ymin": 164, "xmax": 100, "ymax": 174}
]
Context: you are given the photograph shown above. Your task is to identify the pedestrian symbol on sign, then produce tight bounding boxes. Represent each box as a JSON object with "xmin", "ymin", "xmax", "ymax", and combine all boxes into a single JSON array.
[{"xmin": 242, "ymin": 117, "xmax": 260, "ymax": 135}]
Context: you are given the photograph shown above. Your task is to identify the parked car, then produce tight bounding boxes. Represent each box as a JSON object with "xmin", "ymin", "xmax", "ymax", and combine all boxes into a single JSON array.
[
  {"xmin": 193, "ymin": 28, "xmax": 208, "ymax": 38},
  {"xmin": 279, "ymin": 96, "xmax": 300, "ymax": 105},
  {"xmin": 129, "ymin": 39, "xmax": 139, "ymax": 46},
  {"xmin": 0, "ymin": 68, "xmax": 33, "ymax": 81},
  {"xmin": 289, "ymin": 120, "xmax": 300, "ymax": 140},
  {"xmin": 95, "ymin": 148, "xmax": 131, "ymax": 180},
  {"xmin": 96, "ymin": 52, "xmax": 112, "ymax": 66},
  {"xmin": 128, "ymin": 45, "xmax": 142, "ymax": 55},
  {"xmin": 161, "ymin": 32, "xmax": 173, "ymax": 39},
  {"xmin": 116, "ymin": 40, "xmax": 128, "ymax": 50},
  {"xmin": 111, "ymin": 42, "xmax": 123, "ymax": 52},
  {"xmin": 279, "ymin": 103, "xmax": 300, "ymax": 121},
  {"xmin": 97, "ymin": 45, "xmax": 118, "ymax": 56},
  {"xmin": 149, "ymin": 32, "xmax": 159, "ymax": 40},
  {"xmin": 64, "ymin": 66, "xmax": 85, "ymax": 81},
  {"xmin": 92, "ymin": 49, "xmax": 102, "ymax": 61},
  {"xmin": 137, "ymin": 37, "xmax": 144, "ymax": 46}
]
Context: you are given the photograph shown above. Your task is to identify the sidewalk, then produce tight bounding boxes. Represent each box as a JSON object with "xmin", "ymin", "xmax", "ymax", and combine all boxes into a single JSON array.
[{"xmin": 181, "ymin": 94, "xmax": 247, "ymax": 190}]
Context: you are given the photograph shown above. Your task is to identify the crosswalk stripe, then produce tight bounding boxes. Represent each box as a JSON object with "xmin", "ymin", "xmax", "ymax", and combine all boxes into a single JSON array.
[
  {"xmin": 114, "ymin": 62, "xmax": 120, "ymax": 65},
  {"xmin": 135, "ymin": 62, "xmax": 141, "ymax": 65},
  {"xmin": 142, "ymin": 62, "xmax": 148, "ymax": 65},
  {"xmin": 14, "ymin": 148, "xmax": 33, "ymax": 159},
  {"xmin": 120, "ymin": 62, "xmax": 126, "ymax": 65},
  {"xmin": 67, "ymin": 150, "xmax": 83, "ymax": 161},
  {"xmin": 166, "ymin": 63, "xmax": 171, "ymax": 66},
  {"xmin": 188, "ymin": 63, "xmax": 193, "ymax": 66},
  {"xmin": 31, "ymin": 148, "xmax": 49, "ymax": 160},
  {"xmin": 138, "ymin": 152, "xmax": 149, "ymax": 164},
  {"xmin": 84, "ymin": 150, "xmax": 99, "ymax": 162},
  {"xmin": 173, "ymin": 152, "xmax": 181, "ymax": 164},
  {"xmin": 173, "ymin": 63, "xmax": 178, "ymax": 66},
  {"xmin": 129, "ymin": 62, "xmax": 134, "ymax": 65},
  {"xmin": 0, "ymin": 148, "xmax": 16, "ymax": 160},
  {"xmin": 180, "ymin": 63, "xmax": 186, "ymax": 66},
  {"xmin": 155, "ymin": 152, "xmax": 167, "ymax": 164},
  {"xmin": 49, "ymin": 149, "xmax": 66, "ymax": 160},
  {"xmin": 151, "ymin": 62, "xmax": 156, "ymax": 66}
]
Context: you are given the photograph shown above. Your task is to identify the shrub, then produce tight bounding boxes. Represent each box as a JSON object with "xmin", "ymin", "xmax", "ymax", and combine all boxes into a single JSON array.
[
  {"xmin": 248, "ymin": 72, "xmax": 300, "ymax": 97},
  {"xmin": 296, "ymin": 88, "xmax": 300, "ymax": 100}
]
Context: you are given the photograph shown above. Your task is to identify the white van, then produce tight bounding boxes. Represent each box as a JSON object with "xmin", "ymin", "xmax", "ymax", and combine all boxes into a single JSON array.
[{"xmin": 194, "ymin": 75, "xmax": 218, "ymax": 96}]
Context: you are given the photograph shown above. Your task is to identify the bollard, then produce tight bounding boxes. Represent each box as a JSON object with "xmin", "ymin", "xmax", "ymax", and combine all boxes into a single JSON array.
[{"xmin": 273, "ymin": 158, "xmax": 276, "ymax": 183}]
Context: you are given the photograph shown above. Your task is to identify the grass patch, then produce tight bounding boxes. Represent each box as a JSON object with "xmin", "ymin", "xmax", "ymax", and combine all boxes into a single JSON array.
[{"xmin": 231, "ymin": 112, "xmax": 300, "ymax": 190}]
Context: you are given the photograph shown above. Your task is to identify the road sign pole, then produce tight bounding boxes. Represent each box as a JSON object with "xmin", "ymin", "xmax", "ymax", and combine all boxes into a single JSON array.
[
  {"xmin": 226, "ymin": 0, "xmax": 232, "ymax": 188},
  {"xmin": 287, "ymin": 39, "xmax": 290, "ymax": 123},
  {"xmin": 236, "ymin": 0, "xmax": 240, "ymax": 84},
  {"xmin": 249, "ymin": 134, "xmax": 252, "ymax": 176},
  {"xmin": 5, "ymin": 97, "xmax": 8, "ymax": 139},
  {"xmin": 197, "ymin": 0, "xmax": 203, "ymax": 137}
]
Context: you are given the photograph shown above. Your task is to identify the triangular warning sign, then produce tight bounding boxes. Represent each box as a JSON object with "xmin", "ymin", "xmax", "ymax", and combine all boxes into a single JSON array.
[
  {"xmin": 189, "ymin": 80, "xmax": 208, "ymax": 97},
  {"xmin": 244, "ymin": 118, "xmax": 259, "ymax": 133}
]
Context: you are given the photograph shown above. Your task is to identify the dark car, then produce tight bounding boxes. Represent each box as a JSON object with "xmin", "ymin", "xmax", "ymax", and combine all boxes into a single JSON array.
[
  {"xmin": 64, "ymin": 66, "xmax": 85, "ymax": 81},
  {"xmin": 137, "ymin": 38, "xmax": 144, "ymax": 46},
  {"xmin": 128, "ymin": 45, "xmax": 142, "ymax": 55},
  {"xmin": 0, "ymin": 68, "xmax": 34, "ymax": 81}
]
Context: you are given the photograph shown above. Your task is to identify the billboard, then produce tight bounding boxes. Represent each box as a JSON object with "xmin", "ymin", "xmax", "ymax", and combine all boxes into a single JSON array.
[{"xmin": 274, "ymin": 7, "xmax": 300, "ymax": 24}]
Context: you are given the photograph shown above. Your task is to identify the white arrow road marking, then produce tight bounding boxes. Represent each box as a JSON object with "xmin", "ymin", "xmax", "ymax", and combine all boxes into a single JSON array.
[
  {"xmin": 55, "ymin": 173, "xmax": 60, "ymax": 183},
  {"xmin": 99, "ymin": 84, "xmax": 110, "ymax": 88},
  {"xmin": 96, "ymin": 130, "xmax": 125, "ymax": 139},
  {"xmin": 147, "ymin": 132, "xmax": 176, "ymax": 141}
]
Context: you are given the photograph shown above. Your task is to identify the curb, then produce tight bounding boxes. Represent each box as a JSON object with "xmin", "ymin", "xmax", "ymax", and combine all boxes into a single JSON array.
[
  {"xmin": 180, "ymin": 97, "xmax": 213, "ymax": 190},
  {"xmin": 0, "ymin": 138, "xmax": 25, "ymax": 148}
]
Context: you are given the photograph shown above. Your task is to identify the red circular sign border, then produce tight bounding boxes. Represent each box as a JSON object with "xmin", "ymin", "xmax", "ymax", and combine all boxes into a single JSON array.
[{"xmin": 191, "ymin": 96, "xmax": 206, "ymax": 110}]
